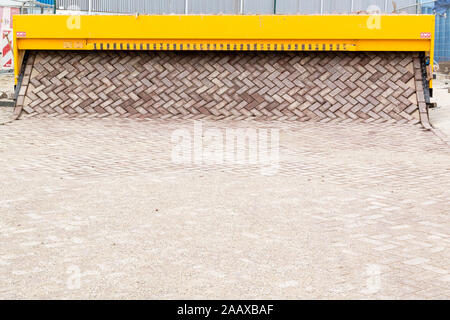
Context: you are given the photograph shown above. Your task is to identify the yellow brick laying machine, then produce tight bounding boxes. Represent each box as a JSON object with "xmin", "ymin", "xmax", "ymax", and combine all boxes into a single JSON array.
[{"xmin": 13, "ymin": 14, "xmax": 435, "ymax": 127}]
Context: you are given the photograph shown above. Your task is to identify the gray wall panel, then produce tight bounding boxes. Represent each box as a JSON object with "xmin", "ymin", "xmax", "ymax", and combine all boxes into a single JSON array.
[
  {"xmin": 276, "ymin": 0, "xmax": 321, "ymax": 14},
  {"xmin": 91, "ymin": 0, "xmax": 185, "ymax": 14},
  {"xmin": 352, "ymin": 0, "xmax": 388, "ymax": 12},
  {"xmin": 59, "ymin": 0, "xmax": 88, "ymax": 11},
  {"xmin": 189, "ymin": 0, "xmax": 239, "ymax": 14},
  {"xmin": 324, "ymin": 0, "xmax": 353, "ymax": 13},
  {"xmin": 244, "ymin": 0, "xmax": 274, "ymax": 14}
]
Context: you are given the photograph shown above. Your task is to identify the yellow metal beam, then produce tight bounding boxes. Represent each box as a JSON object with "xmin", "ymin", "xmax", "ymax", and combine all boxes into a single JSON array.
[
  {"xmin": 14, "ymin": 14, "xmax": 435, "ymax": 40},
  {"xmin": 13, "ymin": 14, "xmax": 435, "ymax": 84}
]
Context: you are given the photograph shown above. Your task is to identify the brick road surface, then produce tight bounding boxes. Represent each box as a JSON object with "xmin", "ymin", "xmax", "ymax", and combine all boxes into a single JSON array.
[
  {"xmin": 17, "ymin": 51, "xmax": 426, "ymax": 125},
  {"xmin": 0, "ymin": 110, "xmax": 449, "ymax": 299}
]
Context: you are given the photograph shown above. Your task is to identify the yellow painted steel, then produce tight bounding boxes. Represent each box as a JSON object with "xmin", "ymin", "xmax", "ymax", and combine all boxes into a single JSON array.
[{"xmin": 13, "ymin": 14, "xmax": 435, "ymax": 85}]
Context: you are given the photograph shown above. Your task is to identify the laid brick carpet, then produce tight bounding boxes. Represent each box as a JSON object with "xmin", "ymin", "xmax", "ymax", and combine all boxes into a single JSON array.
[{"xmin": 15, "ymin": 50, "xmax": 430, "ymax": 126}]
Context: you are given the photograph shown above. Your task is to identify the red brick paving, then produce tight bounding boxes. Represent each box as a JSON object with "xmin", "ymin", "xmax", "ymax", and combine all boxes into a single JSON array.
[{"xmin": 0, "ymin": 116, "xmax": 448, "ymax": 299}]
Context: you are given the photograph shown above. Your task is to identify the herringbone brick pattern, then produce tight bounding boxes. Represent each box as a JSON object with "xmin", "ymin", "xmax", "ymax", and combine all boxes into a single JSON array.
[
  {"xmin": 0, "ymin": 117, "xmax": 449, "ymax": 299},
  {"xmin": 15, "ymin": 50, "xmax": 427, "ymax": 125}
]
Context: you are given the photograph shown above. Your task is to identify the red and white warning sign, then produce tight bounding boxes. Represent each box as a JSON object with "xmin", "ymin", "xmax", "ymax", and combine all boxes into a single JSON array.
[
  {"xmin": 0, "ymin": 6, "xmax": 20, "ymax": 70},
  {"xmin": 420, "ymin": 32, "xmax": 431, "ymax": 39},
  {"xmin": 2, "ymin": 30, "xmax": 13, "ymax": 69}
]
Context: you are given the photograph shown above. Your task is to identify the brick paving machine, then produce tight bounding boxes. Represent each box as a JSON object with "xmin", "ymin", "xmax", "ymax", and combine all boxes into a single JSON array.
[{"xmin": 12, "ymin": 14, "xmax": 435, "ymax": 128}]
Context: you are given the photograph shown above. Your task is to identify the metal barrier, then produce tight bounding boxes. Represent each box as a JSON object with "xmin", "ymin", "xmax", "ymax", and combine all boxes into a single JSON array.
[{"xmin": 422, "ymin": 5, "xmax": 450, "ymax": 63}]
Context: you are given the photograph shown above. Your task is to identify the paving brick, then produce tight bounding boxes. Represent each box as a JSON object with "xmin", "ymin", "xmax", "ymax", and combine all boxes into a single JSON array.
[
  {"xmin": 14, "ymin": 51, "xmax": 428, "ymax": 127},
  {"xmin": 404, "ymin": 258, "xmax": 430, "ymax": 265}
]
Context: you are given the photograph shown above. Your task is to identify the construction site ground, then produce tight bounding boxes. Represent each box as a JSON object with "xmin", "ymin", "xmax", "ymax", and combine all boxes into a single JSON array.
[
  {"xmin": 0, "ymin": 73, "xmax": 449, "ymax": 299},
  {"xmin": 430, "ymin": 73, "xmax": 450, "ymax": 138}
]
